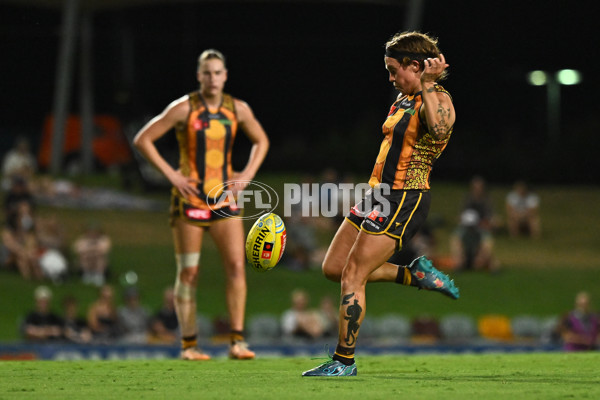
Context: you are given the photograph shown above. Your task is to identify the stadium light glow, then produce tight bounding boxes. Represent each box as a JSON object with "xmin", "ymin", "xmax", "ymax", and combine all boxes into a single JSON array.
[
  {"xmin": 527, "ymin": 70, "xmax": 548, "ymax": 86},
  {"xmin": 555, "ymin": 69, "xmax": 582, "ymax": 85},
  {"xmin": 527, "ymin": 69, "xmax": 582, "ymax": 144}
]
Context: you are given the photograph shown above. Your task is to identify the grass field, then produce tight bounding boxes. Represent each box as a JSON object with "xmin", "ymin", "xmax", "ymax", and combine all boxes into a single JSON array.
[
  {"xmin": 1, "ymin": 175, "xmax": 600, "ymax": 341},
  {"xmin": 1, "ymin": 353, "xmax": 599, "ymax": 399}
]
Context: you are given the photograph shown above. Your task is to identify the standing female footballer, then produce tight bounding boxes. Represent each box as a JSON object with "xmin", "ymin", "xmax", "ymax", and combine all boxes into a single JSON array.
[
  {"xmin": 134, "ymin": 49, "xmax": 269, "ymax": 360},
  {"xmin": 303, "ymin": 31, "xmax": 459, "ymax": 377}
]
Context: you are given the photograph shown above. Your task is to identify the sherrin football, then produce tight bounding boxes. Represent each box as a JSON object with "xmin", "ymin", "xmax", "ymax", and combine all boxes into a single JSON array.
[{"xmin": 245, "ymin": 212, "xmax": 286, "ymax": 272}]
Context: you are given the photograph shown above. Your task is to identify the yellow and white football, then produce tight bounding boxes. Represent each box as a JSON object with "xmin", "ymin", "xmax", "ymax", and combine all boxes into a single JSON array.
[{"xmin": 245, "ymin": 212, "xmax": 286, "ymax": 272}]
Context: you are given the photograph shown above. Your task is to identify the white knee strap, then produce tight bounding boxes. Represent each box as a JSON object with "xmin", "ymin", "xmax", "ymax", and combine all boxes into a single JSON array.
[
  {"xmin": 174, "ymin": 252, "xmax": 200, "ymax": 300},
  {"xmin": 177, "ymin": 252, "xmax": 200, "ymax": 268}
]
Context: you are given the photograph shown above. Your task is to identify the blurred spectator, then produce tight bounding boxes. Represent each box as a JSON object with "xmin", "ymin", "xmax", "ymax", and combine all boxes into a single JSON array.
[
  {"xmin": 117, "ymin": 286, "xmax": 151, "ymax": 344},
  {"xmin": 462, "ymin": 175, "xmax": 500, "ymax": 232},
  {"xmin": 87, "ymin": 284, "xmax": 119, "ymax": 343},
  {"xmin": 148, "ymin": 286, "xmax": 179, "ymax": 344},
  {"xmin": 37, "ymin": 214, "xmax": 68, "ymax": 255},
  {"xmin": 72, "ymin": 222, "xmax": 112, "ymax": 286},
  {"xmin": 1, "ymin": 200, "xmax": 43, "ymax": 280},
  {"xmin": 281, "ymin": 288, "xmax": 327, "ymax": 340},
  {"xmin": 62, "ymin": 295, "xmax": 92, "ymax": 344},
  {"xmin": 36, "ymin": 214, "xmax": 69, "ymax": 284},
  {"xmin": 283, "ymin": 212, "xmax": 318, "ymax": 271},
  {"xmin": 450, "ymin": 209, "xmax": 500, "ymax": 272},
  {"xmin": 22, "ymin": 286, "xmax": 63, "ymax": 342},
  {"xmin": 4, "ymin": 176, "xmax": 34, "ymax": 219},
  {"xmin": 282, "ymin": 171, "xmax": 339, "ymax": 271},
  {"xmin": 559, "ymin": 291, "xmax": 599, "ymax": 351},
  {"xmin": 1, "ymin": 137, "xmax": 36, "ymax": 192},
  {"xmin": 316, "ymin": 295, "xmax": 338, "ymax": 338},
  {"xmin": 506, "ymin": 180, "xmax": 541, "ymax": 239}
]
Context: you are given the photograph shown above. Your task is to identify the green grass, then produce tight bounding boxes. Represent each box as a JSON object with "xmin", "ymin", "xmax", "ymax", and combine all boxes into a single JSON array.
[
  {"xmin": 1, "ymin": 353, "xmax": 599, "ymax": 399},
  {"xmin": 1, "ymin": 176, "xmax": 600, "ymax": 341}
]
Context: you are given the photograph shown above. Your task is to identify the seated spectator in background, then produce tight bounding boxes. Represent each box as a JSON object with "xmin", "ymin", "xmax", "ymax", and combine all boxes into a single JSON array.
[
  {"xmin": 72, "ymin": 222, "xmax": 112, "ymax": 286},
  {"xmin": 149, "ymin": 286, "xmax": 179, "ymax": 344},
  {"xmin": 1, "ymin": 201, "xmax": 42, "ymax": 280},
  {"xmin": 22, "ymin": 286, "xmax": 63, "ymax": 342},
  {"xmin": 4, "ymin": 176, "xmax": 34, "ymax": 218},
  {"xmin": 37, "ymin": 214, "xmax": 68, "ymax": 256},
  {"xmin": 62, "ymin": 295, "xmax": 92, "ymax": 344},
  {"xmin": 281, "ymin": 289, "xmax": 326, "ymax": 340},
  {"xmin": 87, "ymin": 284, "xmax": 120, "ymax": 343},
  {"xmin": 283, "ymin": 212, "xmax": 318, "ymax": 271},
  {"xmin": 317, "ymin": 295, "xmax": 338, "ymax": 338},
  {"xmin": 462, "ymin": 175, "xmax": 500, "ymax": 232},
  {"xmin": 117, "ymin": 286, "xmax": 151, "ymax": 344},
  {"xmin": 506, "ymin": 180, "xmax": 541, "ymax": 239},
  {"xmin": 1, "ymin": 137, "xmax": 36, "ymax": 192},
  {"xmin": 559, "ymin": 291, "xmax": 599, "ymax": 351},
  {"xmin": 36, "ymin": 214, "xmax": 69, "ymax": 284},
  {"xmin": 450, "ymin": 209, "xmax": 500, "ymax": 272}
]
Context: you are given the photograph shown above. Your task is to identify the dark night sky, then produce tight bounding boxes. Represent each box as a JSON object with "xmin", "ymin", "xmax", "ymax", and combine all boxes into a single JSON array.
[{"xmin": 0, "ymin": 0, "xmax": 597, "ymax": 182}]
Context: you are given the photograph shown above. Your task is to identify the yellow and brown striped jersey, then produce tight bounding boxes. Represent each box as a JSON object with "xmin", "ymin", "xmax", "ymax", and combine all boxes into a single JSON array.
[
  {"xmin": 173, "ymin": 91, "xmax": 238, "ymax": 209},
  {"xmin": 369, "ymin": 84, "xmax": 453, "ymax": 190}
]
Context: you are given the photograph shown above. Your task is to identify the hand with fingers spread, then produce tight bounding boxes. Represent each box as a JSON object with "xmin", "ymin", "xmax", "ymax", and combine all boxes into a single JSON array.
[
  {"xmin": 229, "ymin": 171, "xmax": 253, "ymax": 196},
  {"xmin": 169, "ymin": 170, "xmax": 200, "ymax": 201}
]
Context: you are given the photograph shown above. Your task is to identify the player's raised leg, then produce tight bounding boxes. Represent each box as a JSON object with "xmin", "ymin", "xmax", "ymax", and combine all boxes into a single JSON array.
[
  {"xmin": 172, "ymin": 218, "xmax": 210, "ymax": 360},
  {"xmin": 323, "ymin": 219, "xmax": 459, "ymax": 299},
  {"xmin": 209, "ymin": 217, "xmax": 255, "ymax": 360}
]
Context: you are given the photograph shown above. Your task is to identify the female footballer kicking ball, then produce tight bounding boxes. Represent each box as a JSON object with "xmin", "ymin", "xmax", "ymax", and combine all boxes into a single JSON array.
[
  {"xmin": 134, "ymin": 49, "xmax": 269, "ymax": 360},
  {"xmin": 303, "ymin": 31, "xmax": 459, "ymax": 377}
]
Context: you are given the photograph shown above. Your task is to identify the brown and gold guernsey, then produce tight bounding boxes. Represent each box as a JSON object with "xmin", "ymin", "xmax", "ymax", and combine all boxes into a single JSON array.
[
  {"xmin": 173, "ymin": 91, "xmax": 238, "ymax": 209},
  {"xmin": 369, "ymin": 84, "xmax": 453, "ymax": 190}
]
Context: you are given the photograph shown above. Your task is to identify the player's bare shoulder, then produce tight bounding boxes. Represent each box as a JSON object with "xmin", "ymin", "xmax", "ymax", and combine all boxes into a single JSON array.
[
  {"xmin": 233, "ymin": 98, "xmax": 255, "ymax": 122},
  {"xmin": 165, "ymin": 94, "xmax": 192, "ymax": 122}
]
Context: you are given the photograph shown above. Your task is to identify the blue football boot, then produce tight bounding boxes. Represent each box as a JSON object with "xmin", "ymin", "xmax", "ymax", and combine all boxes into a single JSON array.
[
  {"xmin": 302, "ymin": 359, "xmax": 357, "ymax": 377},
  {"xmin": 408, "ymin": 256, "xmax": 460, "ymax": 299}
]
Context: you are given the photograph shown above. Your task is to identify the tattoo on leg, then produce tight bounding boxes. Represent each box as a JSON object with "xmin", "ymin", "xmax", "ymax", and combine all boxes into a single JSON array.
[{"xmin": 341, "ymin": 293, "xmax": 362, "ymax": 346}]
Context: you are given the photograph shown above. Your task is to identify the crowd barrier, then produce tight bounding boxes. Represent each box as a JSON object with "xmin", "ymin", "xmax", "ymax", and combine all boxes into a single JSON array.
[{"xmin": 0, "ymin": 342, "xmax": 563, "ymax": 361}]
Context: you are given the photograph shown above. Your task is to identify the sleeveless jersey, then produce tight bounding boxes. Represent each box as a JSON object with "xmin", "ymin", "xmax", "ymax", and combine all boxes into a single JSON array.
[
  {"xmin": 173, "ymin": 91, "xmax": 238, "ymax": 209},
  {"xmin": 369, "ymin": 85, "xmax": 453, "ymax": 190}
]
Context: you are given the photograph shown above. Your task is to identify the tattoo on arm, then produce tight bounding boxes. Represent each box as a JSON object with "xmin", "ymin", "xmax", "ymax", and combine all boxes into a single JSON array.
[
  {"xmin": 342, "ymin": 293, "xmax": 362, "ymax": 346},
  {"xmin": 431, "ymin": 103, "xmax": 451, "ymax": 140}
]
